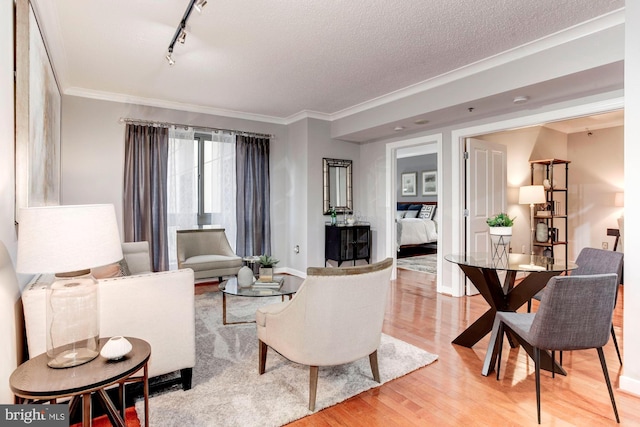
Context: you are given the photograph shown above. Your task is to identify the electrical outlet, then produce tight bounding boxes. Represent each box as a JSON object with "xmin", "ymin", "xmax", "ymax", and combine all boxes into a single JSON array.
[
  {"xmin": 602, "ymin": 242, "xmax": 608, "ymax": 250},
  {"xmin": 293, "ymin": 245, "xmax": 300, "ymax": 254}
]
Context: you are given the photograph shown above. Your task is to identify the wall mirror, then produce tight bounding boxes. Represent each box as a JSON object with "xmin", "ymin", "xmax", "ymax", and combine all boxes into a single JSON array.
[{"xmin": 323, "ymin": 158, "xmax": 352, "ymax": 214}]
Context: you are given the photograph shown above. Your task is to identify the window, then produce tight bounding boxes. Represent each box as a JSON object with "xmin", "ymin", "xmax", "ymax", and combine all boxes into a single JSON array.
[{"xmin": 167, "ymin": 129, "xmax": 236, "ymax": 269}]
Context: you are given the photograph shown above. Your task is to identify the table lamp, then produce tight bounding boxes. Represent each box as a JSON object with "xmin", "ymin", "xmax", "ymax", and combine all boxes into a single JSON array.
[
  {"xmin": 519, "ymin": 185, "xmax": 546, "ymax": 269},
  {"xmin": 17, "ymin": 204, "xmax": 122, "ymax": 368}
]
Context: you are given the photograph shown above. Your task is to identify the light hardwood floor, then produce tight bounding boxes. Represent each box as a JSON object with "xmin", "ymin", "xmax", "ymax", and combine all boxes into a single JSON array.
[{"xmin": 286, "ymin": 268, "xmax": 639, "ymax": 426}]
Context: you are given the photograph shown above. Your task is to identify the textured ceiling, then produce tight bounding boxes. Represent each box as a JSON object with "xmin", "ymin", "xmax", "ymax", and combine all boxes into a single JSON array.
[{"xmin": 33, "ymin": 0, "xmax": 624, "ymax": 121}]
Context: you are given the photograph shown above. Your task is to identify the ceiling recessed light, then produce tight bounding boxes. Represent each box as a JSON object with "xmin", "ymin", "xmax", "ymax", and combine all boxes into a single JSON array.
[
  {"xmin": 414, "ymin": 119, "xmax": 429, "ymax": 125},
  {"xmin": 394, "ymin": 126, "xmax": 405, "ymax": 131},
  {"xmin": 513, "ymin": 96, "xmax": 529, "ymax": 104}
]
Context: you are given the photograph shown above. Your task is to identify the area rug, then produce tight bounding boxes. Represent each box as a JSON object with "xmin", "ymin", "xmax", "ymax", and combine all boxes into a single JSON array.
[
  {"xmin": 136, "ymin": 291, "xmax": 438, "ymax": 426},
  {"xmin": 396, "ymin": 254, "xmax": 437, "ymax": 274}
]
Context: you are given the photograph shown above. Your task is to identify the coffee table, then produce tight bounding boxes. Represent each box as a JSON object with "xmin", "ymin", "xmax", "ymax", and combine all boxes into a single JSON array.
[
  {"xmin": 10, "ymin": 337, "xmax": 150, "ymax": 427},
  {"xmin": 219, "ymin": 275, "xmax": 303, "ymax": 325}
]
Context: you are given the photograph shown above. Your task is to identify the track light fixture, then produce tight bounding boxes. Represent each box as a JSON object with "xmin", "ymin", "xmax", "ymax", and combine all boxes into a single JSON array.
[
  {"xmin": 166, "ymin": 0, "xmax": 206, "ymax": 65},
  {"xmin": 194, "ymin": 0, "xmax": 207, "ymax": 13}
]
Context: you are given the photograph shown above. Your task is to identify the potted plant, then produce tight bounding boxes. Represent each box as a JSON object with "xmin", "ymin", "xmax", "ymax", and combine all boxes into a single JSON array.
[
  {"xmin": 257, "ymin": 254, "xmax": 279, "ymax": 282},
  {"xmin": 486, "ymin": 213, "xmax": 515, "ymax": 245}
]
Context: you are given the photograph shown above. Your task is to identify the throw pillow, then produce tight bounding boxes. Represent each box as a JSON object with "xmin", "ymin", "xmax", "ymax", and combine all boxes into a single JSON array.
[
  {"xmin": 395, "ymin": 211, "xmax": 406, "ymax": 221},
  {"xmin": 92, "ymin": 258, "xmax": 131, "ymax": 279},
  {"xmin": 419, "ymin": 204, "xmax": 435, "ymax": 220},
  {"xmin": 404, "ymin": 210, "xmax": 419, "ymax": 219}
]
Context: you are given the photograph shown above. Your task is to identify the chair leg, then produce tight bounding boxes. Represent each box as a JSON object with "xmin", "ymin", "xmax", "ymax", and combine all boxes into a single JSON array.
[
  {"xmin": 369, "ymin": 351, "xmax": 380, "ymax": 383},
  {"xmin": 527, "ymin": 299, "xmax": 532, "ymax": 313},
  {"xmin": 309, "ymin": 366, "xmax": 319, "ymax": 412},
  {"xmin": 258, "ymin": 340, "xmax": 268, "ymax": 374},
  {"xmin": 534, "ymin": 347, "xmax": 541, "ymax": 424},
  {"xmin": 597, "ymin": 347, "xmax": 620, "ymax": 423},
  {"xmin": 551, "ymin": 351, "xmax": 555, "ymax": 378},
  {"xmin": 496, "ymin": 322, "xmax": 505, "ymax": 380},
  {"xmin": 180, "ymin": 368, "xmax": 193, "ymax": 390},
  {"xmin": 611, "ymin": 325, "xmax": 623, "ymax": 365}
]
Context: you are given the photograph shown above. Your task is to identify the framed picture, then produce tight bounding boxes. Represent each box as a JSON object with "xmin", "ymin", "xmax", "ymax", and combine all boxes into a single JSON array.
[
  {"xmin": 401, "ymin": 172, "xmax": 417, "ymax": 196},
  {"xmin": 422, "ymin": 171, "xmax": 437, "ymax": 196},
  {"xmin": 15, "ymin": 0, "xmax": 61, "ymax": 222}
]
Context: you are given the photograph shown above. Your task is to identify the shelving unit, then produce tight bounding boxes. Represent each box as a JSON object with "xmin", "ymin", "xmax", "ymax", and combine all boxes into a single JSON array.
[{"xmin": 530, "ymin": 159, "xmax": 570, "ymax": 261}]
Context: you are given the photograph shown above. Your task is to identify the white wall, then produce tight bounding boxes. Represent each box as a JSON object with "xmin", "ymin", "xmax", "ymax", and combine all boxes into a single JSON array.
[
  {"xmin": 621, "ymin": 1, "xmax": 640, "ymax": 396},
  {"xmin": 568, "ymin": 126, "xmax": 624, "ymax": 256},
  {"xmin": 0, "ymin": 0, "xmax": 22, "ymax": 404},
  {"xmin": 305, "ymin": 118, "xmax": 361, "ymax": 267}
]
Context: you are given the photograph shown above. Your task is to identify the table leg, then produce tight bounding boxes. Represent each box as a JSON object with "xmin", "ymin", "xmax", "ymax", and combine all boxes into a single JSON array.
[
  {"xmin": 143, "ymin": 361, "xmax": 149, "ymax": 427},
  {"xmin": 82, "ymin": 393, "xmax": 91, "ymax": 427},
  {"xmin": 222, "ymin": 292, "xmax": 228, "ymax": 325},
  {"xmin": 452, "ymin": 309, "xmax": 496, "ymax": 347},
  {"xmin": 96, "ymin": 389, "xmax": 126, "ymax": 427},
  {"xmin": 118, "ymin": 382, "xmax": 125, "ymax": 420}
]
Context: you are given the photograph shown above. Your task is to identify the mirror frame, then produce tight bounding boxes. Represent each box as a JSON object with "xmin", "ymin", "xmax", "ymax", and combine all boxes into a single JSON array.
[{"xmin": 323, "ymin": 158, "xmax": 353, "ymax": 214}]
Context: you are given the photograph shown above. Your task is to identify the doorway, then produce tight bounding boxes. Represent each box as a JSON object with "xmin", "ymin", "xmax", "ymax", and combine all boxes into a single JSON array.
[{"xmin": 448, "ymin": 97, "xmax": 624, "ymax": 297}]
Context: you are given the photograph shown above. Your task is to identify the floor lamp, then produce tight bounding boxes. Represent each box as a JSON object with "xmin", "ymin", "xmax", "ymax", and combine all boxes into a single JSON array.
[{"xmin": 519, "ymin": 185, "xmax": 546, "ymax": 268}]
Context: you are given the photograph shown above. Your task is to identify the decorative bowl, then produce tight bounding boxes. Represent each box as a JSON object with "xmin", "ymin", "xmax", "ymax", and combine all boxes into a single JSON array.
[{"xmin": 100, "ymin": 336, "xmax": 133, "ymax": 360}]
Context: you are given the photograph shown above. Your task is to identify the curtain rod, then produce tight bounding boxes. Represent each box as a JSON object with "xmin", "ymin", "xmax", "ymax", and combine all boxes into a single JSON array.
[{"xmin": 118, "ymin": 117, "xmax": 274, "ymax": 139}]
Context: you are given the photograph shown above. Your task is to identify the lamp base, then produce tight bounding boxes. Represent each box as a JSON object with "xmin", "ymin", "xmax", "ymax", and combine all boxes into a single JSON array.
[
  {"xmin": 47, "ymin": 346, "xmax": 99, "ymax": 368},
  {"xmin": 47, "ymin": 273, "xmax": 100, "ymax": 369}
]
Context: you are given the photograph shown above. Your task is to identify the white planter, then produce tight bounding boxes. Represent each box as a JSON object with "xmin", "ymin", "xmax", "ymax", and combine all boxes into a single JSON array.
[{"xmin": 489, "ymin": 227, "xmax": 512, "ymax": 245}]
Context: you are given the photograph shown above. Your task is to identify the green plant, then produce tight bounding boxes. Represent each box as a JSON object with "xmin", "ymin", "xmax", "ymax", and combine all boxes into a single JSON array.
[
  {"xmin": 258, "ymin": 254, "xmax": 279, "ymax": 267},
  {"xmin": 486, "ymin": 213, "xmax": 515, "ymax": 227}
]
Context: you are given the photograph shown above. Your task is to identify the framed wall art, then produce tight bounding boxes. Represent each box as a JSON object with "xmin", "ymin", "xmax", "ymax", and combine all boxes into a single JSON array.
[
  {"xmin": 401, "ymin": 172, "xmax": 417, "ymax": 196},
  {"xmin": 15, "ymin": 0, "xmax": 61, "ymax": 222},
  {"xmin": 422, "ymin": 171, "xmax": 437, "ymax": 196}
]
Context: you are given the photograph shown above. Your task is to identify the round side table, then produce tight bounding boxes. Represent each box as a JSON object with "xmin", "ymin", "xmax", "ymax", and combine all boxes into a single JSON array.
[{"xmin": 10, "ymin": 337, "xmax": 150, "ymax": 427}]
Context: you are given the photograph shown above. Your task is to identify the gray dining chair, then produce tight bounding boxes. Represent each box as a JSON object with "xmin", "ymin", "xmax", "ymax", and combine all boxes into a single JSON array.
[
  {"xmin": 494, "ymin": 274, "xmax": 620, "ymax": 424},
  {"xmin": 528, "ymin": 247, "xmax": 624, "ymax": 364}
]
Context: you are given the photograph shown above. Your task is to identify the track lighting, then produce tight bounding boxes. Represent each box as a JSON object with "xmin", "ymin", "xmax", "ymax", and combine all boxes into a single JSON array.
[
  {"xmin": 194, "ymin": 0, "xmax": 207, "ymax": 13},
  {"xmin": 166, "ymin": 0, "xmax": 206, "ymax": 65},
  {"xmin": 178, "ymin": 29, "xmax": 187, "ymax": 44}
]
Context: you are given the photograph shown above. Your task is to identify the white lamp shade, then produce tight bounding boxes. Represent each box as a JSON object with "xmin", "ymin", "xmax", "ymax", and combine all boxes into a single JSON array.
[
  {"xmin": 519, "ymin": 185, "xmax": 546, "ymax": 205},
  {"xmin": 17, "ymin": 204, "xmax": 123, "ymax": 274}
]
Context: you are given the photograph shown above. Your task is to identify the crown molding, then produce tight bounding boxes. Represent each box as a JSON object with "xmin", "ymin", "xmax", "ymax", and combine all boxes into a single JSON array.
[
  {"xmin": 53, "ymin": 7, "xmax": 624, "ymax": 127},
  {"xmin": 329, "ymin": 8, "xmax": 625, "ymax": 121},
  {"xmin": 63, "ymin": 87, "xmax": 288, "ymax": 125}
]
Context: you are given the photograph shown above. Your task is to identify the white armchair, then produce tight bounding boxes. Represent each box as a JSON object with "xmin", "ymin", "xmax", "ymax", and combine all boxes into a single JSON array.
[
  {"xmin": 21, "ymin": 241, "xmax": 196, "ymax": 389},
  {"xmin": 256, "ymin": 258, "xmax": 393, "ymax": 411}
]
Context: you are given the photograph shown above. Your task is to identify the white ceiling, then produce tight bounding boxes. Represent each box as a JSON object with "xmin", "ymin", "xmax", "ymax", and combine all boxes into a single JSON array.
[{"xmin": 33, "ymin": 0, "xmax": 625, "ymax": 124}]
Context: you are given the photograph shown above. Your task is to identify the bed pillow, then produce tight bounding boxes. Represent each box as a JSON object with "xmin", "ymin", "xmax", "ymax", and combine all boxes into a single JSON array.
[
  {"xmin": 404, "ymin": 210, "xmax": 419, "ymax": 219},
  {"xmin": 395, "ymin": 210, "xmax": 406, "ymax": 220},
  {"xmin": 419, "ymin": 204, "xmax": 435, "ymax": 220}
]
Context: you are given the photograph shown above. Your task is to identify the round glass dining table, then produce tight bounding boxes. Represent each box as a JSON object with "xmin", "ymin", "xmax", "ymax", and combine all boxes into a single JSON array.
[{"xmin": 445, "ymin": 252, "xmax": 577, "ymax": 376}]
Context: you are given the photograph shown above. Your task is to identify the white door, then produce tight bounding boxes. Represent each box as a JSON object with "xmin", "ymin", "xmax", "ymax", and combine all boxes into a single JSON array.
[{"xmin": 465, "ymin": 138, "xmax": 508, "ymax": 295}]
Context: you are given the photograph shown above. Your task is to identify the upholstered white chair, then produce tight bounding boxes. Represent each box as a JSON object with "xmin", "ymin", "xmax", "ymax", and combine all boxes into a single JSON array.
[
  {"xmin": 176, "ymin": 228, "xmax": 242, "ymax": 281},
  {"xmin": 256, "ymin": 258, "xmax": 393, "ymax": 411}
]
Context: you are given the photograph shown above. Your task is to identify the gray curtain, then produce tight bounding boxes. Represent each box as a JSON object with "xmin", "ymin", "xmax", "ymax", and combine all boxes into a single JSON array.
[
  {"xmin": 236, "ymin": 135, "xmax": 271, "ymax": 256},
  {"xmin": 123, "ymin": 124, "xmax": 169, "ymax": 271}
]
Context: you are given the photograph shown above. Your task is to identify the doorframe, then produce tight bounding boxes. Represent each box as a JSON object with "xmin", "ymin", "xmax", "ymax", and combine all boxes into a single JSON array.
[
  {"xmin": 449, "ymin": 96, "xmax": 625, "ymax": 297},
  {"xmin": 385, "ymin": 133, "xmax": 443, "ymax": 290}
]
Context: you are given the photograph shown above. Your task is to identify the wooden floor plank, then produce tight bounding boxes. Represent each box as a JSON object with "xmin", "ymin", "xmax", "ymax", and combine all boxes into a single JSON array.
[{"xmin": 286, "ymin": 269, "xmax": 639, "ymax": 426}]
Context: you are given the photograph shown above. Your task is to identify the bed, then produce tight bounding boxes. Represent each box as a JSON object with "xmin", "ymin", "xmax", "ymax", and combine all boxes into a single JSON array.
[{"xmin": 396, "ymin": 202, "xmax": 438, "ymax": 251}]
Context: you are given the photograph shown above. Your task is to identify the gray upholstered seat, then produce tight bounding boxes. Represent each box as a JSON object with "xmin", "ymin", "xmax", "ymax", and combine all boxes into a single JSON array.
[
  {"xmin": 176, "ymin": 229, "xmax": 242, "ymax": 281},
  {"xmin": 529, "ymin": 247, "xmax": 624, "ymax": 364},
  {"xmin": 494, "ymin": 274, "xmax": 620, "ymax": 424}
]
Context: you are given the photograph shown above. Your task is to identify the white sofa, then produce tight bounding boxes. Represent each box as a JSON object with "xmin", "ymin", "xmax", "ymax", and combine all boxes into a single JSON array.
[{"xmin": 21, "ymin": 241, "xmax": 196, "ymax": 389}]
